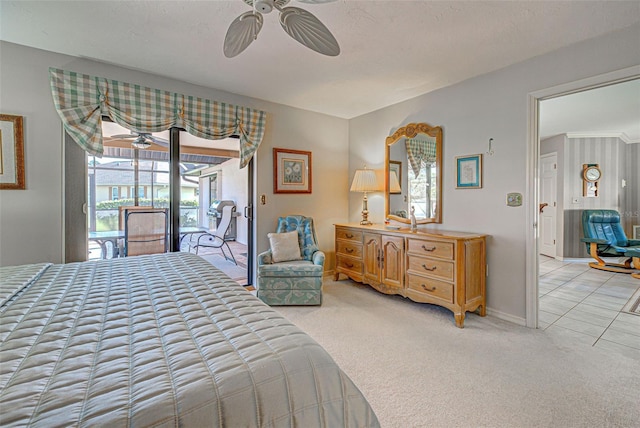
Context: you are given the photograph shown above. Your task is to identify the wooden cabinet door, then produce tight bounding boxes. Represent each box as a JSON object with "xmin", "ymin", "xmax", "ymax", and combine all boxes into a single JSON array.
[
  {"xmin": 381, "ymin": 235, "xmax": 404, "ymax": 290},
  {"xmin": 363, "ymin": 233, "xmax": 381, "ymax": 284}
]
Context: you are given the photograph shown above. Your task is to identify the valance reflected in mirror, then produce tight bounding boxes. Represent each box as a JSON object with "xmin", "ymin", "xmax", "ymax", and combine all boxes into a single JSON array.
[{"xmin": 385, "ymin": 122, "xmax": 442, "ymax": 224}]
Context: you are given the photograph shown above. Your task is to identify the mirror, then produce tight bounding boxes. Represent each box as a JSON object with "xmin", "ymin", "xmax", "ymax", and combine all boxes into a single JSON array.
[{"xmin": 385, "ymin": 122, "xmax": 442, "ymax": 224}]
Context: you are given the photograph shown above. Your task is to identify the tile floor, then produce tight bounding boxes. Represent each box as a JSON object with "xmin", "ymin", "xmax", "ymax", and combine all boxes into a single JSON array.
[{"xmin": 539, "ymin": 256, "xmax": 640, "ymax": 358}]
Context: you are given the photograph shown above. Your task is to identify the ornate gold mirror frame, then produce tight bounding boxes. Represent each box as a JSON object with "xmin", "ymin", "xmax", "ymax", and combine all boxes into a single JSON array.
[{"xmin": 385, "ymin": 122, "xmax": 443, "ymax": 224}]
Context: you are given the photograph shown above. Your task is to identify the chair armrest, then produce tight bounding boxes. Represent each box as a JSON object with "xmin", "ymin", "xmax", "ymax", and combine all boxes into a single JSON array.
[
  {"xmin": 627, "ymin": 239, "xmax": 640, "ymax": 247},
  {"xmin": 580, "ymin": 238, "xmax": 611, "ymax": 245},
  {"xmin": 312, "ymin": 250, "xmax": 325, "ymax": 266},
  {"xmin": 258, "ymin": 249, "xmax": 273, "ymax": 265}
]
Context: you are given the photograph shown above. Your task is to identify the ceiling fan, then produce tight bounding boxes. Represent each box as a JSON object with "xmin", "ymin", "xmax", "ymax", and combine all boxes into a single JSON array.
[
  {"xmin": 224, "ymin": 0, "xmax": 340, "ymax": 58},
  {"xmin": 110, "ymin": 132, "xmax": 169, "ymax": 149}
]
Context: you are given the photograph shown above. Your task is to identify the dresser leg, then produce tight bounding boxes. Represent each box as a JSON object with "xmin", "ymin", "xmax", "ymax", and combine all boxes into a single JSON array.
[
  {"xmin": 454, "ymin": 312, "xmax": 465, "ymax": 328},
  {"xmin": 334, "ymin": 272, "xmax": 341, "ymax": 281},
  {"xmin": 478, "ymin": 304, "xmax": 486, "ymax": 317}
]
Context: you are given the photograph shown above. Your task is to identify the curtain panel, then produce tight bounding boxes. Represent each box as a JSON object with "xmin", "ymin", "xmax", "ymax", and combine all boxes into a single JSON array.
[
  {"xmin": 406, "ymin": 137, "xmax": 437, "ymax": 176},
  {"xmin": 49, "ymin": 68, "xmax": 266, "ymax": 168}
]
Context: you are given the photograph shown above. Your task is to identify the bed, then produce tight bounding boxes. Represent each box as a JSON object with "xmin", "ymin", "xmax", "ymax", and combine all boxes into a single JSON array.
[{"xmin": 0, "ymin": 252, "xmax": 379, "ymax": 427}]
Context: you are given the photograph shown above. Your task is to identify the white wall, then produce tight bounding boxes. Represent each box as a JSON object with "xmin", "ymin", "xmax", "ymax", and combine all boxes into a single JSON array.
[
  {"xmin": 0, "ymin": 41, "xmax": 350, "ymax": 270},
  {"xmin": 349, "ymin": 24, "xmax": 640, "ymax": 322}
]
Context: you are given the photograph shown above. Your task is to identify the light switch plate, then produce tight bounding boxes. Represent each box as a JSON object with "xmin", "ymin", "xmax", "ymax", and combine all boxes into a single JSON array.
[{"xmin": 507, "ymin": 192, "xmax": 522, "ymax": 207}]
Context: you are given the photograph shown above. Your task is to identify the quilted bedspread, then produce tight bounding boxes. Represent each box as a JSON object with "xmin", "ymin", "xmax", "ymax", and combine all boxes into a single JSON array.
[{"xmin": 0, "ymin": 253, "xmax": 379, "ymax": 427}]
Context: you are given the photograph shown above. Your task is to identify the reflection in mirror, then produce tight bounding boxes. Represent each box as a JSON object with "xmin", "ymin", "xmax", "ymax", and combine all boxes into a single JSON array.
[{"xmin": 385, "ymin": 123, "xmax": 442, "ymax": 224}]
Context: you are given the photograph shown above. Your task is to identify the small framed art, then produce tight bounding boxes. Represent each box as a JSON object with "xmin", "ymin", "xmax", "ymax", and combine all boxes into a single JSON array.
[
  {"xmin": 273, "ymin": 148, "xmax": 312, "ymax": 194},
  {"xmin": 456, "ymin": 154, "xmax": 482, "ymax": 189},
  {"xmin": 0, "ymin": 114, "xmax": 25, "ymax": 190},
  {"xmin": 389, "ymin": 160, "xmax": 402, "ymax": 194}
]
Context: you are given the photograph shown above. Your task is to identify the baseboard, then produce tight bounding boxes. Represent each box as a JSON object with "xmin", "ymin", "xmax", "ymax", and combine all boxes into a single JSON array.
[
  {"xmin": 554, "ymin": 257, "xmax": 591, "ymax": 262},
  {"xmin": 324, "ymin": 269, "xmax": 335, "ymax": 278},
  {"xmin": 486, "ymin": 308, "xmax": 527, "ymax": 327}
]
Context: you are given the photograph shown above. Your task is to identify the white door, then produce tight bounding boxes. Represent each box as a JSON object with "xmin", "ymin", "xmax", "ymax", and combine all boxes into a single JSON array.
[{"xmin": 540, "ymin": 153, "xmax": 557, "ymax": 258}]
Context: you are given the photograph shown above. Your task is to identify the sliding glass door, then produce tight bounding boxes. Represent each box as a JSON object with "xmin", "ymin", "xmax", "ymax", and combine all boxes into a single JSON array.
[{"xmin": 71, "ymin": 121, "xmax": 253, "ymax": 286}]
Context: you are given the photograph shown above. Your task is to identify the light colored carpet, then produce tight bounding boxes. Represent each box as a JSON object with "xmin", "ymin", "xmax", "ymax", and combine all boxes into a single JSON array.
[
  {"xmin": 275, "ymin": 279, "xmax": 640, "ymax": 428},
  {"xmin": 622, "ymin": 286, "xmax": 640, "ymax": 315}
]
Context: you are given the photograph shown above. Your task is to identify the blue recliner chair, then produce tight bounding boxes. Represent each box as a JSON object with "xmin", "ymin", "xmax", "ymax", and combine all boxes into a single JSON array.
[
  {"xmin": 581, "ymin": 210, "xmax": 640, "ymax": 273},
  {"xmin": 257, "ymin": 215, "xmax": 325, "ymax": 305}
]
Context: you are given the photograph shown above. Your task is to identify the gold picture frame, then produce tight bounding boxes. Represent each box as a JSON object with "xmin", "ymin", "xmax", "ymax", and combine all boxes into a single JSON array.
[
  {"xmin": 0, "ymin": 114, "xmax": 25, "ymax": 190},
  {"xmin": 389, "ymin": 160, "xmax": 402, "ymax": 194},
  {"xmin": 273, "ymin": 148, "xmax": 312, "ymax": 194}
]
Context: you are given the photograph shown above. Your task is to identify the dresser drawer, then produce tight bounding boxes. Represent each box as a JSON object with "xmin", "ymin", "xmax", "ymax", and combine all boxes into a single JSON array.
[
  {"xmin": 407, "ymin": 238, "xmax": 454, "ymax": 260},
  {"xmin": 336, "ymin": 228, "xmax": 363, "ymax": 242},
  {"xmin": 336, "ymin": 255, "xmax": 363, "ymax": 274},
  {"xmin": 407, "ymin": 274, "xmax": 454, "ymax": 303},
  {"xmin": 407, "ymin": 255, "xmax": 454, "ymax": 281},
  {"xmin": 336, "ymin": 241, "xmax": 363, "ymax": 258}
]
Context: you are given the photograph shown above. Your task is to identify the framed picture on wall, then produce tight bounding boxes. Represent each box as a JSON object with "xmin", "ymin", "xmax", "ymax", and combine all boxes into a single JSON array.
[
  {"xmin": 456, "ymin": 154, "xmax": 482, "ymax": 189},
  {"xmin": 273, "ymin": 148, "xmax": 312, "ymax": 194},
  {"xmin": 389, "ymin": 160, "xmax": 402, "ymax": 194},
  {"xmin": 0, "ymin": 114, "xmax": 25, "ymax": 190}
]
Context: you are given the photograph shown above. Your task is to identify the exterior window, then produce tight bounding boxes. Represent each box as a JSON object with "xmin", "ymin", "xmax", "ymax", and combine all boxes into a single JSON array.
[
  {"xmin": 111, "ymin": 186, "xmax": 119, "ymax": 200},
  {"xmin": 210, "ymin": 174, "xmax": 218, "ymax": 205},
  {"xmin": 128, "ymin": 186, "xmax": 145, "ymax": 198}
]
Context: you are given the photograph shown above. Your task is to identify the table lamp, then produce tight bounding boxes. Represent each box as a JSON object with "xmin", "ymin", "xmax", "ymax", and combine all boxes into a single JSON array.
[{"xmin": 350, "ymin": 167, "xmax": 379, "ymax": 225}]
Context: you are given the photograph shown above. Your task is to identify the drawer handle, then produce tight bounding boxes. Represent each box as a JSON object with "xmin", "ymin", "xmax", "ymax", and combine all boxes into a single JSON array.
[
  {"xmin": 421, "ymin": 284, "xmax": 437, "ymax": 292},
  {"xmin": 345, "ymin": 248, "xmax": 354, "ymax": 253},
  {"xmin": 422, "ymin": 264, "xmax": 437, "ymax": 272},
  {"xmin": 346, "ymin": 233, "xmax": 354, "ymax": 239},
  {"xmin": 422, "ymin": 245, "xmax": 437, "ymax": 252},
  {"xmin": 346, "ymin": 262, "xmax": 354, "ymax": 268}
]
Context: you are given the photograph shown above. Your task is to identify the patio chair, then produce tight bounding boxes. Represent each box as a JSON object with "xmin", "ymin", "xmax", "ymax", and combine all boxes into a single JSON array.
[
  {"xmin": 192, "ymin": 204, "xmax": 237, "ymax": 264},
  {"xmin": 123, "ymin": 208, "xmax": 168, "ymax": 256},
  {"xmin": 581, "ymin": 209, "xmax": 640, "ymax": 273},
  {"xmin": 257, "ymin": 215, "xmax": 324, "ymax": 306}
]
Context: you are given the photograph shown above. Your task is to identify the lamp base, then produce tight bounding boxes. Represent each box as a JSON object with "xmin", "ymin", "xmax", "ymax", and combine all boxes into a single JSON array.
[
  {"xmin": 360, "ymin": 208, "xmax": 371, "ymax": 225},
  {"xmin": 360, "ymin": 194, "xmax": 372, "ymax": 225}
]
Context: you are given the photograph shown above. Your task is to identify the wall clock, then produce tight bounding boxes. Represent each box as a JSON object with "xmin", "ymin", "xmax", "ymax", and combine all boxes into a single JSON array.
[{"xmin": 582, "ymin": 164, "xmax": 600, "ymax": 197}]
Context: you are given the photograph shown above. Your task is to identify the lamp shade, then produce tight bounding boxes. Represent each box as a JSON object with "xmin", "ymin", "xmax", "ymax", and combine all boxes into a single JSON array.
[
  {"xmin": 350, "ymin": 169, "xmax": 379, "ymax": 193},
  {"xmin": 389, "ymin": 171, "xmax": 401, "ymax": 193}
]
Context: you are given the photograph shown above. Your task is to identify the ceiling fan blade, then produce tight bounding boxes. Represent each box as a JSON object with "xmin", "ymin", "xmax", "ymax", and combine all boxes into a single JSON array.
[
  {"xmin": 148, "ymin": 135, "xmax": 169, "ymax": 147},
  {"xmin": 279, "ymin": 6, "xmax": 340, "ymax": 56},
  {"xmin": 224, "ymin": 11, "xmax": 264, "ymax": 58},
  {"xmin": 110, "ymin": 133, "xmax": 139, "ymax": 139}
]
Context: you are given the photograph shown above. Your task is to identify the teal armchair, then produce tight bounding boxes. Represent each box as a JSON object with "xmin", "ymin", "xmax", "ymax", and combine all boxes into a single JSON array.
[
  {"xmin": 257, "ymin": 215, "xmax": 325, "ymax": 305},
  {"xmin": 581, "ymin": 209, "xmax": 640, "ymax": 273}
]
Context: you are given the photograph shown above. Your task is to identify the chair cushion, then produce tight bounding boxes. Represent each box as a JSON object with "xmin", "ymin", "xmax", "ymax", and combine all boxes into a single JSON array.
[
  {"xmin": 582, "ymin": 210, "xmax": 629, "ymax": 248},
  {"xmin": 258, "ymin": 260, "xmax": 323, "ymax": 278},
  {"xmin": 276, "ymin": 216, "xmax": 319, "ymax": 262},
  {"xmin": 267, "ymin": 231, "xmax": 302, "ymax": 263},
  {"xmin": 300, "ymin": 220, "xmax": 320, "ymax": 261}
]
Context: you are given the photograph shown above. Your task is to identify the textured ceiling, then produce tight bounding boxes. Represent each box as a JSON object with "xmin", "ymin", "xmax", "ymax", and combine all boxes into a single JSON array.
[{"xmin": 1, "ymin": 1, "xmax": 639, "ymax": 121}]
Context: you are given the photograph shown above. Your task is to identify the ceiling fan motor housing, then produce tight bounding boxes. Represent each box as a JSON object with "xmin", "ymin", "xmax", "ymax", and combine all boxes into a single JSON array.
[
  {"xmin": 254, "ymin": 0, "xmax": 274, "ymax": 13},
  {"xmin": 243, "ymin": 0, "xmax": 290, "ymax": 13}
]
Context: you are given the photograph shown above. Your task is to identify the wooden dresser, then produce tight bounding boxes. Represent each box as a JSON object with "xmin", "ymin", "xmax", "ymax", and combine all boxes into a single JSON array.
[{"xmin": 335, "ymin": 223, "xmax": 487, "ymax": 328}]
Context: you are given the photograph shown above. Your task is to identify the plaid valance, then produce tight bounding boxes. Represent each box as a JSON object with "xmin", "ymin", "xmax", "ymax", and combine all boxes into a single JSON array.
[
  {"xmin": 49, "ymin": 68, "xmax": 267, "ymax": 168},
  {"xmin": 406, "ymin": 137, "xmax": 437, "ymax": 176}
]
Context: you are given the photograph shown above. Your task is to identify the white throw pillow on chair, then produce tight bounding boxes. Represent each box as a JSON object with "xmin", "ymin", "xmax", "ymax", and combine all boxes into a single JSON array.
[{"xmin": 268, "ymin": 231, "xmax": 302, "ymax": 263}]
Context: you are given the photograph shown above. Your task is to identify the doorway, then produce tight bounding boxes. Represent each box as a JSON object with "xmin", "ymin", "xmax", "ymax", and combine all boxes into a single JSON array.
[
  {"xmin": 527, "ymin": 66, "xmax": 640, "ymax": 331},
  {"xmin": 539, "ymin": 153, "xmax": 557, "ymax": 258}
]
